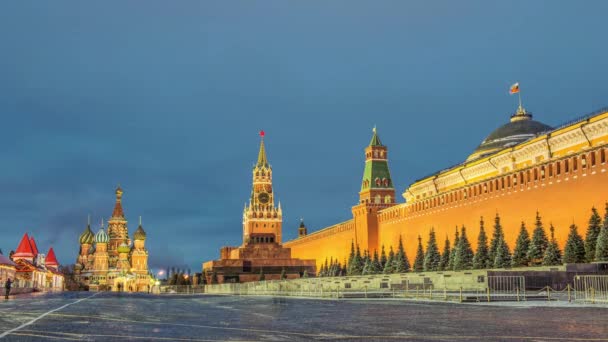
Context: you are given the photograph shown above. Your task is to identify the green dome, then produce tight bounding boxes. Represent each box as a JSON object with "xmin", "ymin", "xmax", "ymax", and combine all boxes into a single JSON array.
[
  {"xmin": 117, "ymin": 242, "xmax": 131, "ymax": 254},
  {"xmin": 95, "ymin": 227, "xmax": 109, "ymax": 244},
  {"xmin": 134, "ymin": 225, "xmax": 146, "ymax": 240},
  {"xmin": 79, "ymin": 224, "xmax": 94, "ymax": 245}
]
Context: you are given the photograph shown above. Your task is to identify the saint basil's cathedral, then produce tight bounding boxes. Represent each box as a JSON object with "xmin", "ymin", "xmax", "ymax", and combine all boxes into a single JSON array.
[{"xmin": 75, "ymin": 187, "xmax": 151, "ymax": 292}]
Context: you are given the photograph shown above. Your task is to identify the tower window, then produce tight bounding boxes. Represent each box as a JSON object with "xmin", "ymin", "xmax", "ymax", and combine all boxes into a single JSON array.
[
  {"xmin": 375, "ymin": 178, "xmax": 381, "ymax": 186},
  {"xmin": 601, "ymin": 149, "xmax": 606, "ymax": 164},
  {"xmin": 573, "ymin": 157, "xmax": 578, "ymax": 171},
  {"xmin": 375, "ymin": 195, "xmax": 381, "ymax": 204},
  {"xmin": 565, "ymin": 160, "xmax": 570, "ymax": 173}
]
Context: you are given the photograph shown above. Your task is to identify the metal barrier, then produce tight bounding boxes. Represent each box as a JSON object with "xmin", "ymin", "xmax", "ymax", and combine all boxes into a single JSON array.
[
  {"xmin": 158, "ymin": 285, "xmax": 205, "ymax": 295},
  {"xmin": 487, "ymin": 276, "xmax": 526, "ymax": 301},
  {"xmin": 574, "ymin": 275, "xmax": 608, "ymax": 303}
]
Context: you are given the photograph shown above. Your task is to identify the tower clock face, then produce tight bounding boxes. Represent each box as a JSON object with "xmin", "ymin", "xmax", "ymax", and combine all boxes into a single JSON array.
[{"xmin": 258, "ymin": 192, "xmax": 270, "ymax": 204}]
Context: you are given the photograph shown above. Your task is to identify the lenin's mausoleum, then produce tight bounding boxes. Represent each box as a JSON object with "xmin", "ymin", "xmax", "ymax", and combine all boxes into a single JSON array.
[{"xmin": 205, "ymin": 104, "xmax": 608, "ymax": 281}]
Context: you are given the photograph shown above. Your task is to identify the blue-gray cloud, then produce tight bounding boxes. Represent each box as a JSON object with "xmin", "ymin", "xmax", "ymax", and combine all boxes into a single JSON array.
[{"xmin": 1, "ymin": 1, "xmax": 607, "ymax": 270}]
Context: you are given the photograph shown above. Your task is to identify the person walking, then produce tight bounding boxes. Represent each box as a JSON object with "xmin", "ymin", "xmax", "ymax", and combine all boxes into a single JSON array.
[{"xmin": 4, "ymin": 278, "xmax": 12, "ymax": 300}]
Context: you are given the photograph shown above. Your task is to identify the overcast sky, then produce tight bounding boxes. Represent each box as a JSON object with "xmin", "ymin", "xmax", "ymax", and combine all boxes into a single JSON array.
[{"xmin": 1, "ymin": 1, "xmax": 607, "ymax": 271}]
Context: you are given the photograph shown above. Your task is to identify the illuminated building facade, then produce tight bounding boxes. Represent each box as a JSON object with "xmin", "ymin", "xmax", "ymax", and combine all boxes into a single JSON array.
[
  {"xmin": 75, "ymin": 187, "xmax": 151, "ymax": 292},
  {"xmin": 202, "ymin": 133, "xmax": 316, "ymax": 283},
  {"xmin": 284, "ymin": 105, "xmax": 608, "ymax": 269},
  {"xmin": 9, "ymin": 233, "xmax": 64, "ymax": 290}
]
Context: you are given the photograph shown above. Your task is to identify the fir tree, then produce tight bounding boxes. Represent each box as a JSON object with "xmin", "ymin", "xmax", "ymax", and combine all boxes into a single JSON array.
[
  {"xmin": 362, "ymin": 251, "xmax": 372, "ymax": 275},
  {"xmin": 448, "ymin": 227, "xmax": 460, "ymax": 271},
  {"xmin": 527, "ymin": 211, "xmax": 549, "ymax": 266},
  {"xmin": 323, "ymin": 258, "xmax": 329, "ymax": 276},
  {"xmin": 489, "ymin": 213, "xmax": 505, "ymax": 265},
  {"xmin": 302, "ymin": 269, "xmax": 309, "ymax": 278},
  {"xmin": 511, "ymin": 222, "xmax": 531, "ymax": 267},
  {"xmin": 493, "ymin": 235, "xmax": 512, "ymax": 268},
  {"xmin": 596, "ymin": 203, "xmax": 608, "ymax": 262},
  {"xmin": 563, "ymin": 224, "xmax": 586, "ymax": 263},
  {"xmin": 394, "ymin": 236, "xmax": 411, "ymax": 273},
  {"xmin": 354, "ymin": 244, "xmax": 364, "ymax": 275},
  {"xmin": 585, "ymin": 207, "xmax": 602, "ymax": 262},
  {"xmin": 280, "ymin": 267, "xmax": 287, "ymax": 280},
  {"xmin": 423, "ymin": 228, "xmax": 441, "ymax": 271},
  {"xmin": 372, "ymin": 249, "xmax": 382, "ymax": 274},
  {"xmin": 439, "ymin": 235, "xmax": 451, "ymax": 271},
  {"xmin": 211, "ymin": 270, "xmax": 219, "ymax": 284},
  {"xmin": 413, "ymin": 235, "xmax": 425, "ymax": 272},
  {"xmin": 335, "ymin": 260, "xmax": 342, "ymax": 276},
  {"xmin": 380, "ymin": 245, "xmax": 388, "ymax": 269},
  {"xmin": 472, "ymin": 217, "xmax": 491, "ymax": 269},
  {"xmin": 543, "ymin": 224, "xmax": 562, "ymax": 266},
  {"xmin": 453, "ymin": 226, "xmax": 474, "ymax": 270},
  {"xmin": 383, "ymin": 246, "xmax": 395, "ymax": 274},
  {"xmin": 258, "ymin": 268, "xmax": 265, "ymax": 281},
  {"xmin": 347, "ymin": 240, "xmax": 356, "ymax": 275}
]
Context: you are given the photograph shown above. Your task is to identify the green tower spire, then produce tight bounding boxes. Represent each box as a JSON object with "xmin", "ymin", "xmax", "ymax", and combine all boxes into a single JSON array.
[
  {"xmin": 369, "ymin": 126, "xmax": 382, "ymax": 146},
  {"xmin": 359, "ymin": 127, "xmax": 395, "ymax": 204}
]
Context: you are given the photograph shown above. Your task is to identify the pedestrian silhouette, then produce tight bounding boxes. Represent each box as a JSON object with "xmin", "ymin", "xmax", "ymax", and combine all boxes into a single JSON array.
[{"xmin": 5, "ymin": 278, "xmax": 12, "ymax": 300}]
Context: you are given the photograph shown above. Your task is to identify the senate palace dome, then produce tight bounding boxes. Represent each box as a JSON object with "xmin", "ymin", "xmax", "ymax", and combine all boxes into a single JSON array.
[{"xmin": 466, "ymin": 106, "xmax": 553, "ymax": 162}]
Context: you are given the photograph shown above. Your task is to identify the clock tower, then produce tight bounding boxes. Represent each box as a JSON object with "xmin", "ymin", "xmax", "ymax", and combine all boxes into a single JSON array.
[{"xmin": 242, "ymin": 131, "xmax": 283, "ymax": 245}]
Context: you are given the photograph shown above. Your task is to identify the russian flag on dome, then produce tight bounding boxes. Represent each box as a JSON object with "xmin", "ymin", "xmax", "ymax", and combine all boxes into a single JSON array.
[{"xmin": 509, "ymin": 82, "xmax": 520, "ymax": 94}]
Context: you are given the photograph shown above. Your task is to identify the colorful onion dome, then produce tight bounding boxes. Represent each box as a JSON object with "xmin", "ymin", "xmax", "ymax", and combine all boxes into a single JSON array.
[
  {"xmin": 134, "ymin": 225, "xmax": 146, "ymax": 241},
  {"xmin": 117, "ymin": 242, "xmax": 131, "ymax": 254},
  {"xmin": 95, "ymin": 227, "xmax": 109, "ymax": 243},
  {"xmin": 79, "ymin": 224, "xmax": 94, "ymax": 245}
]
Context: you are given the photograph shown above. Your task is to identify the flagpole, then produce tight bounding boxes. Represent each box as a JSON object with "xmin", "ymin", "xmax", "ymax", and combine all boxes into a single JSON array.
[{"xmin": 518, "ymin": 91, "xmax": 522, "ymax": 110}]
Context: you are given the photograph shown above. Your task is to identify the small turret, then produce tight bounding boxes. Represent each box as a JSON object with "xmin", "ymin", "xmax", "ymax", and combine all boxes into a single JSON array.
[
  {"xmin": 133, "ymin": 216, "xmax": 146, "ymax": 241},
  {"xmin": 117, "ymin": 242, "xmax": 131, "ymax": 254},
  {"xmin": 95, "ymin": 227, "xmax": 109, "ymax": 244},
  {"xmin": 79, "ymin": 217, "xmax": 94, "ymax": 245},
  {"xmin": 298, "ymin": 219, "xmax": 307, "ymax": 237}
]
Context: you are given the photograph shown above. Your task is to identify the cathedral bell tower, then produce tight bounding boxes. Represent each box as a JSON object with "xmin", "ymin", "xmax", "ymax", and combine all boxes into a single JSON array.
[
  {"xmin": 352, "ymin": 127, "xmax": 396, "ymax": 253},
  {"xmin": 108, "ymin": 186, "xmax": 129, "ymax": 267},
  {"xmin": 242, "ymin": 131, "xmax": 283, "ymax": 246}
]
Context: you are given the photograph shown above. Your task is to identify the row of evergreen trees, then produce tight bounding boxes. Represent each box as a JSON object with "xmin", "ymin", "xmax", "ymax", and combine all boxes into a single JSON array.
[{"xmin": 317, "ymin": 203, "xmax": 608, "ymax": 276}]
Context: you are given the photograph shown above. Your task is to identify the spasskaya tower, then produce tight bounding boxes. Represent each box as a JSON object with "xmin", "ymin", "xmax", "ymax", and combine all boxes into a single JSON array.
[{"xmin": 242, "ymin": 130, "xmax": 283, "ymax": 245}]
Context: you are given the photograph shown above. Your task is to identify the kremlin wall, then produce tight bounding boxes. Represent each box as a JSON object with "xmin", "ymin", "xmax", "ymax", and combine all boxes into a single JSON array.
[{"xmin": 283, "ymin": 106, "xmax": 608, "ymax": 269}]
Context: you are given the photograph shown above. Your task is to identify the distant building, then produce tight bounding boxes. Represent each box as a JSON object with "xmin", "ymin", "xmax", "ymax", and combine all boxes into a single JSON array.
[
  {"xmin": 203, "ymin": 133, "xmax": 316, "ymax": 283},
  {"xmin": 0, "ymin": 253, "xmax": 16, "ymax": 288},
  {"xmin": 10, "ymin": 233, "xmax": 64, "ymax": 291},
  {"xmin": 75, "ymin": 187, "xmax": 151, "ymax": 292}
]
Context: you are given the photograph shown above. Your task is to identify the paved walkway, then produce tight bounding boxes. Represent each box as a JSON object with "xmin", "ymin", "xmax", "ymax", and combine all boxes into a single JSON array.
[{"xmin": 0, "ymin": 292, "xmax": 607, "ymax": 341}]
